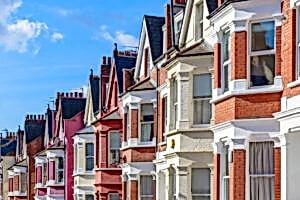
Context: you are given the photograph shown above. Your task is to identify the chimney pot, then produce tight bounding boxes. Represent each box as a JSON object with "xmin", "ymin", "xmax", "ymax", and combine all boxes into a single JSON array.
[
  {"xmin": 79, "ymin": 92, "xmax": 83, "ymax": 98},
  {"xmin": 30, "ymin": 115, "xmax": 33, "ymax": 120},
  {"xmin": 66, "ymin": 93, "xmax": 69, "ymax": 97},
  {"xmin": 102, "ymin": 56, "xmax": 107, "ymax": 65},
  {"xmin": 108, "ymin": 57, "xmax": 112, "ymax": 65},
  {"xmin": 33, "ymin": 115, "xmax": 36, "ymax": 120},
  {"xmin": 75, "ymin": 92, "xmax": 78, "ymax": 98},
  {"xmin": 70, "ymin": 93, "xmax": 73, "ymax": 97}
]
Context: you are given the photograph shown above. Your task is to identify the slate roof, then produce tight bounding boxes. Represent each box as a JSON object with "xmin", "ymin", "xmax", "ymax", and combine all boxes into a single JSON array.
[
  {"xmin": 0, "ymin": 139, "xmax": 17, "ymax": 156},
  {"xmin": 115, "ymin": 55, "xmax": 137, "ymax": 94},
  {"xmin": 144, "ymin": 15, "xmax": 165, "ymax": 62},
  {"xmin": 25, "ymin": 120, "xmax": 45, "ymax": 143},
  {"xmin": 61, "ymin": 98, "xmax": 86, "ymax": 119},
  {"xmin": 89, "ymin": 76, "xmax": 100, "ymax": 113}
]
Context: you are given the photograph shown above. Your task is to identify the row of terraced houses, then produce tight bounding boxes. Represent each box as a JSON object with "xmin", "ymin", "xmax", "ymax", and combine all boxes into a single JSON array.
[{"xmin": 1, "ymin": 0, "xmax": 300, "ymax": 199}]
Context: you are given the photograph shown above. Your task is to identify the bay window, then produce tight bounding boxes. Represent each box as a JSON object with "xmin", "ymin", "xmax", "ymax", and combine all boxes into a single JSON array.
[
  {"xmin": 109, "ymin": 132, "xmax": 120, "ymax": 165},
  {"xmin": 191, "ymin": 168, "xmax": 211, "ymax": 200},
  {"xmin": 140, "ymin": 104, "xmax": 154, "ymax": 142},
  {"xmin": 193, "ymin": 74, "xmax": 212, "ymax": 125},
  {"xmin": 86, "ymin": 194, "xmax": 94, "ymax": 200},
  {"xmin": 250, "ymin": 21, "xmax": 275, "ymax": 87},
  {"xmin": 85, "ymin": 143, "xmax": 94, "ymax": 171},
  {"xmin": 56, "ymin": 157, "xmax": 64, "ymax": 183},
  {"xmin": 222, "ymin": 31, "xmax": 230, "ymax": 92},
  {"xmin": 249, "ymin": 141, "xmax": 274, "ymax": 200},
  {"xmin": 170, "ymin": 77, "xmax": 178, "ymax": 130},
  {"xmin": 43, "ymin": 162, "xmax": 47, "ymax": 185},
  {"xmin": 140, "ymin": 175, "xmax": 154, "ymax": 200}
]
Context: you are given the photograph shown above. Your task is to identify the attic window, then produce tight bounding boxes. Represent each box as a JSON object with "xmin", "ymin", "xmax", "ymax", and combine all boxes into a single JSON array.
[
  {"xmin": 195, "ymin": 2, "xmax": 204, "ymax": 40},
  {"xmin": 144, "ymin": 48, "xmax": 150, "ymax": 77}
]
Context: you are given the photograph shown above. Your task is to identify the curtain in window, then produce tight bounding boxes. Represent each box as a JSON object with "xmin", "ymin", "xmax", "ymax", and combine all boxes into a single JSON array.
[
  {"xmin": 140, "ymin": 175, "xmax": 153, "ymax": 200},
  {"xmin": 141, "ymin": 123, "xmax": 153, "ymax": 142},
  {"xmin": 249, "ymin": 142, "xmax": 274, "ymax": 200},
  {"xmin": 191, "ymin": 168, "xmax": 210, "ymax": 200}
]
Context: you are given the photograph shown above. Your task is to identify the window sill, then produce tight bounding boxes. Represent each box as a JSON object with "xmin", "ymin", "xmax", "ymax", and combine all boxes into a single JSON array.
[
  {"xmin": 121, "ymin": 138, "xmax": 156, "ymax": 150},
  {"xmin": 73, "ymin": 171, "xmax": 95, "ymax": 176},
  {"xmin": 287, "ymin": 79, "xmax": 300, "ymax": 88}
]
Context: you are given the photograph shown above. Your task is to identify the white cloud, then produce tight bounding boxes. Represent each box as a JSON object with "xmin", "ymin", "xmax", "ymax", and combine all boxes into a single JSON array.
[
  {"xmin": 0, "ymin": 0, "xmax": 49, "ymax": 53},
  {"xmin": 51, "ymin": 32, "xmax": 64, "ymax": 42},
  {"xmin": 96, "ymin": 25, "xmax": 138, "ymax": 47}
]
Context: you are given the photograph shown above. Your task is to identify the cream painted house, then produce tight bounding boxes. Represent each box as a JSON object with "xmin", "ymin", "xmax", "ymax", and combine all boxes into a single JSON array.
[{"xmin": 155, "ymin": 1, "xmax": 214, "ymax": 199}]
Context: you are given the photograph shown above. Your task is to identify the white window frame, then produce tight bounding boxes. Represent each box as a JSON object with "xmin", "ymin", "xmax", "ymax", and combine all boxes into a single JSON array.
[
  {"xmin": 195, "ymin": 1, "xmax": 204, "ymax": 40},
  {"xmin": 175, "ymin": 18, "xmax": 183, "ymax": 43},
  {"xmin": 297, "ymin": 7, "xmax": 300, "ymax": 79},
  {"xmin": 221, "ymin": 143, "xmax": 230, "ymax": 200},
  {"xmin": 56, "ymin": 157, "xmax": 64, "ymax": 184},
  {"xmin": 192, "ymin": 73, "xmax": 212, "ymax": 125},
  {"xmin": 248, "ymin": 19, "xmax": 276, "ymax": 88},
  {"xmin": 20, "ymin": 172, "xmax": 26, "ymax": 193},
  {"xmin": 139, "ymin": 103, "xmax": 154, "ymax": 143},
  {"xmin": 172, "ymin": 77, "xmax": 178, "ymax": 130},
  {"xmin": 139, "ymin": 174, "xmax": 154, "ymax": 200},
  {"xmin": 85, "ymin": 194, "xmax": 94, "ymax": 200},
  {"xmin": 42, "ymin": 162, "xmax": 47, "ymax": 186},
  {"xmin": 85, "ymin": 143, "xmax": 94, "ymax": 172},
  {"xmin": 221, "ymin": 29, "xmax": 231, "ymax": 93},
  {"xmin": 162, "ymin": 95, "xmax": 168, "ymax": 141},
  {"xmin": 76, "ymin": 142, "xmax": 84, "ymax": 172},
  {"xmin": 108, "ymin": 131, "xmax": 120, "ymax": 165}
]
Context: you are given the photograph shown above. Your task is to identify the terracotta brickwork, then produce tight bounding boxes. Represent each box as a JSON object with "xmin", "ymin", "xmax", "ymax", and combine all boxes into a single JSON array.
[
  {"xmin": 121, "ymin": 147, "xmax": 155, "ymax": 163},
  {"xmin": 215, "ymin": 93, "xmax": 281, "ymax": 124},
  {"xmin": 231, "ymin": 31, "xmax": 247, "ymax": 80},
  {"xmin": 230, "ymin": 150, "xmax": 245, "ymax": 200},
  {"xmin": 274, "ymin": 147, "xmax": 281, "ymax": 200},
  {"xmin": 213, "ymin": 154, "xmax": 220, "ymax": 200}
]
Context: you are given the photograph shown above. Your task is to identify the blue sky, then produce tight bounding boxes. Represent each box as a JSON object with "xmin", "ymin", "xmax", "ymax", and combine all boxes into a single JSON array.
[{"xmin": 0, "ymin": 0, "xmax": 167, "ymax": 131}]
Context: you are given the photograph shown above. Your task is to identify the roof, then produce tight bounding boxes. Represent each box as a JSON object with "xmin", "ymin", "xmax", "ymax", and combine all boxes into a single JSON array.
[
  {"xmin": 25, "ymin": 120, "xmax": 46, "ymax": 143},
  {"xmin": 61, "ymin": 98, "xmax": 86, "ymax": 119},
  {"xmin": 115, "ymin": 55, "xmax": 137, "ymax": 94},
  {"xmin": 144, "ymin": 15, "xmax": 165, "ymax": 62},
  {"xmin": 208, "ymin": 0, "xmax": 249, "ymax": 18},
  {"xmin": 89, "ymin": 75, "xmax": 100, "ymax": 113},
  {"xmin": 0, "ymin": 139, "xmax": 17, "ymax": 156}
]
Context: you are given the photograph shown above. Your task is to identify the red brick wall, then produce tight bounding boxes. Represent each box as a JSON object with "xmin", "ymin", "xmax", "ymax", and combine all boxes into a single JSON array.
[
  {"xmin": 121, "ymin": 147, "xmax": 155, "ymax": 163},
  {"xmin": 130, "ymin": 109, "xmax": 138, "ymax": 139},
  {"xmin": 276, "ymin": 26, "xmax": 282, "ymax": 76},
  {"xmin": 130, "ymin": 180, "xmax": 138, "ymax": 200},
  {"xmin": 213, "ymin": 154, "xmax": 220, "ymax": 200},
  {"xmin": 13, "ymin": 175, "xmax": 19, "ymax": 191},
  {"xmin": 274, "ymin": 147, "xmax": 281, "ymax": 200},
  {"xmin": 281, "ymin": 0, "xmax": 300, "ymax": 97},
  {"xmin": 231, "ymin": 32, "xmax": 247, "ymax": 80},
  {"xmin": 230, "ymin": 150, "xmax": 245, "ymax": 200},
  {"xmin": 214, "ymin": 43, "xmax": 222, "ymax": 89},
  {"xmin": 215, "ymin": 93, "xmax": 281, "ymax": 124}
]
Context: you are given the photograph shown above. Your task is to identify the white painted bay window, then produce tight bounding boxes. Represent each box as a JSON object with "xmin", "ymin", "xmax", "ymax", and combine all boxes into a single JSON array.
[
  {"xmin": 221, "ymin": 144, "xmax": 230, "ymax": 200},
  {"xmin": 20, "ymin": 172, "xmax": 26, "ymax": 193},
  {"xmin": 170, "ymin": 77, "xmax": 178, "ymax": 130},
  {"xmin": 85, "ymin": 143, "xmax": 94, "ymax": 171},
  {"xmin": 109, "ymin": 132, "xmax": 120, "ymax": 165},
  {"xmin": 193, "ymin": 74, "xmax": 212, "ymax": 125},
  {"xmin": 249, "ymin": 142, "xmax": 274, "ymax": 200},
  {"xmin": 250, "ymin": 21, "xmax": 275, "ymax": 87},
  {"xmin": 222, "ymin": 30, "xmax": 231, "ymax": 92},
  {"xmin": 191, "ymin": 168, "xmax": 211, "ymax": 200},
  {"xmin": 56, "ymin": 157, "xmax": 64, "ymax": 183},
  {"xmin": 140, "ymin": 104, "xmax": 154, "ymax": 142},
  {"xmin": 140, "ymin": 175, "xmax": 154, "ymax": 200}
]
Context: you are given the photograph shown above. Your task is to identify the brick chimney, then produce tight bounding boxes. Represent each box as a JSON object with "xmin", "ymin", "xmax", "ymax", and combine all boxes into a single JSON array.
[
  {"xmin": 165, "ymin": 4, "xmax": 172, "ymax": 50},
  {"xmin": 100, "ymin": 56, "xmax": 112, "ymax": 113},
  {"xmin": 173, "ymin": 0, "xmax": 187, "ymax": 5},
  {"xmin": 218, "ymin": 0, "xmax": 224, "ymax": 7}
]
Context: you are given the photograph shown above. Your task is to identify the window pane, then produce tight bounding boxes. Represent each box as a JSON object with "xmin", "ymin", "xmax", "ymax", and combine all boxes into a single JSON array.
[
  {"xmin": 86, "ymin": 195, "xmax": 94, "ymax": 200},
  {"xmin": 224, "ymin": 64, "xmax": 229, "ymax": 92},
  {"xmin": 86, "ymin": 157, "xmax": 94, "ymax": 171},
  {"xmin": 110, "ymin": 132, "xmax": 120, "ymax": 149},
  {"xmin": 140, "ymin": 175, "xmax": 153, "ymax": 196},
  {"xmin": 141, "ymin": 104, "xmax": 154, "ymax": 122},
  {"xmin": 86, "ymin": 143, "xmax": 94, "ymax": 157},
  {"xmin": 193, "ymin": 74, "xmax": 212, "ymax": 98},
  {"xmin": 110, "ymin": 149, "xmax": 120, "ymax": 165},
  {"xmin": 109, "ymin": 193, "xmax": 120, "ymax": 200},
  {"xmin": 58, "ymin": 157, "xmax": 64, "ymax": 169},
  {"xmin": 192, "ymin": 168, "xmax": 210, "ymax": 195},
  {"xmin": 193, "ymin": 99, "xmax": 211, "ymax": 124},
  {"xmin": 141, "ymin": 123, "xmax": 153, "ymax": 142},
  {"xmin": 251, "ymin": 21, "xmax": 275, "ymax": 51},
  {"xmin": 223, "ymin": 32, "xmax": 230, "ymax": 62},
  {"xmin": 57, "ymin": 171, "xmax": 63, "ymax": 183},
  {"xmin": 250, "ymin": 55, "xmax": 275, "ymax": 86}
]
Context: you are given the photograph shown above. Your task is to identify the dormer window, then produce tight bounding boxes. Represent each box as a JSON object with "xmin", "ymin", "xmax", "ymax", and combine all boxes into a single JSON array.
[
  {"xmin": 195, "ymin": 1, "xmax": 204, "ymax": 40},
  {"xmin": 144, "ymin": 48, "xmax": 150, "ymax": 77},
  {"xmin": 222, "ymin": 31, "xmax": 231, "ymax": 92},
  {"xmin": 175, "ymin": 19, "xmax": 183, "ymax": 43},
  {"xmin": 250, "ymin": 21, "xmax": 275, "ymax": 87}
]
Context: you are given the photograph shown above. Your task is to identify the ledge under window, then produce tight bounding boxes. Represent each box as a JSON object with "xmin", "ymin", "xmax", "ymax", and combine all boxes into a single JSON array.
[{"xmin": 287, "ymin": 79, "xmax": 300, "ymax": 88}]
